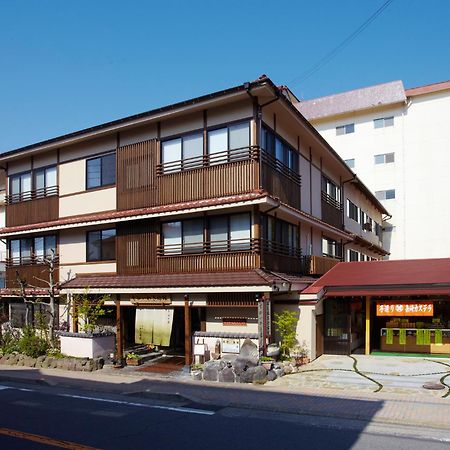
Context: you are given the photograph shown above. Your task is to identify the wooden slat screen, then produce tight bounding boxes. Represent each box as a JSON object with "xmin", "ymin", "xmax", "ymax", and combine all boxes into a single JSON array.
[
  {"xmin": 6, "ymin": 196, "xmax": 59, "ymax": 227},
  {"xmin": 116, "ymin": 220, "xmax": 158, "ymax": 275},
  {"xmin": 117, "ymin": 139, "xmax": 158, "ymax": 210},
  {"xmin": 6, "ymin": 264, "xmax": 58, "ymax": 289}
]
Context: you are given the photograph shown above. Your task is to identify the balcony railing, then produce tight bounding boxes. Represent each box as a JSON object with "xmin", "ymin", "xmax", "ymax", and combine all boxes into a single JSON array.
[
  {"xmin": 157, "ymin": 146, "xmax": 260, "ymax": 175},
  {"xmin": 6, "ymin": 254, "xmax": 59, "ymax": 268},
  {"xmin": 321, "ymin": 191, "xmax": 343, "ymax": 229},
  {"xmin": 6, "ymin": 186, "xmax": 59, "ymax": 205},
  {"xmin": 302, "ymin": 255, "xmax": 341, "ymax": 276}
]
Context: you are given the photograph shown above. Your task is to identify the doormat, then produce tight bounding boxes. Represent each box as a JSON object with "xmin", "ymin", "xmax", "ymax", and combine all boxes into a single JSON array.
[{"xmin": 137, "ymin": 356, "xmax": 185, "ymax": 374}]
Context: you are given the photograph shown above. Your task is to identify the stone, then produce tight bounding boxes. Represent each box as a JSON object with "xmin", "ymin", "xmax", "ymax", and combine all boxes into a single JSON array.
[
  {"xmin": 239, "ymin": 367, "xmax": 255, "ymax": 383},
  {"xmin": 24, "ymin": 357, "xmax": 36, "ymax": 367},
  {"xmin": 267, "ymin": 370, "xmax": 278, "ymax": 382},
  {"xmin": 252, "ymin": 366, "xmax": 268, "ymax": 384},
  {"xmin": 191, "ymin": 370, "xmax": 203, "ymax": 381},
  {"xmin": 218, "ymin": 367, "xmax": 235, "ymax": 383},
  {"xmin": 283, "ymin": 364, "xmax": 293, "ymax": 374},
  {"xmin": 423, "ymin": 382, "xmax": 445, "ymax": 390},
  {"xmin": 274, "ymin": 368, "xmax": 284, "ymax": 378},
  {"xmin": 238, "ymin": 339, "xmax": 259, "ymax": 366},
  {"xmin": 203, "ymin": 361, "xmax": 220, "ymax": 381},
  {"xmin": 266, "ymin": 343, "xmax": 280, "ymax": 358},
  {"xmin": 35, "ymin": 356, "xmax": 46, "ymax": 368}
]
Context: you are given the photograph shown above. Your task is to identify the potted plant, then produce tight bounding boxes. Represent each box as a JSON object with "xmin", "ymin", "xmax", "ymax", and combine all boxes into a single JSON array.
[
  {"xmin": 260, "ymin": 355, "xmax": 275, "ymax": 370},
  {"xmin": 125, "ymin": 352, "xmax": 142, "ymax": 366}
]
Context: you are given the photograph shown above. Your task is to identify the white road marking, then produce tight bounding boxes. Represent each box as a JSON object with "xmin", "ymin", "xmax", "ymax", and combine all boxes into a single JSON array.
[
  {"xmin": 0, "ymin": 385, "xmax": 9, "ymax": 391},
  {"xmin": 57, "ymin": 393, "xmax": 215, "ymax": 416},
  {"xmin": 0, "ymin": 385, "xmax": 215, "ymax": 416}
]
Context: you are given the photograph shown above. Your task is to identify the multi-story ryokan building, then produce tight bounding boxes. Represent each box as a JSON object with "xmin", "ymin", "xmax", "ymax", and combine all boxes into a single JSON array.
[
  {"xmin": 296, "ymin": 79, "xmax": 450, "ymax": 260},
  {"xmin": 0, "ymin": 75, "xmax": 388, "ymax": 361}
]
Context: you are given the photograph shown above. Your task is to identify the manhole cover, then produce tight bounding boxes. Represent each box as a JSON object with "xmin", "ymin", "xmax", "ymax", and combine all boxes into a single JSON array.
[{"xmin": 423, "ymin": 382, "xmax": 445, "ymax": 390}]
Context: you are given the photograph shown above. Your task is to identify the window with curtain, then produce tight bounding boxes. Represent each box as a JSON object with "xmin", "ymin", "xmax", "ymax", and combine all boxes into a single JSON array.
[
  {"xmin": 162, "ymin": 222, "xmax": 182, "ymax": 255},
  {"xmin": 9, "ymin": 172, "xmax": 32, "ymax": 202},
  {"xmin": 161, "ymin": 132, "xmax": 204, "ymax": 173}
]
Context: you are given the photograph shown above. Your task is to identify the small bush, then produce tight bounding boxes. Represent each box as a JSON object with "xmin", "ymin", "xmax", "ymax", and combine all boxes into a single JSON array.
[
  {"xmin": 18, "ymin": 326, "xmax": 49, "ymax": 358},
  {"xmin": 0, "ymin": 329, "xmax": 20, "ymax": 355}
]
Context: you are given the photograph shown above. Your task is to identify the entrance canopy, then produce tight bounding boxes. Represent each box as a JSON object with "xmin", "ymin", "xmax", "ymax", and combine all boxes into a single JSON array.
[{"xmin": 300, "ymin": 258, "xmax": 450, "ymax": 301}]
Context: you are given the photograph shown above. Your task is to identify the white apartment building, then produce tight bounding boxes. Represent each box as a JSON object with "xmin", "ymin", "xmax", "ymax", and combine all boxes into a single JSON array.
[{"xmin": 296, "ymin": 80, "xmax": 450, "ymax": 259}]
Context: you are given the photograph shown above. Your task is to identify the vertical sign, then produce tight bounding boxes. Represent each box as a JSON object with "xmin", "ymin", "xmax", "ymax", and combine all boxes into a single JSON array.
[
  {"xmin": 257, "ymin": 298, "xmax": 265, "ymax": 352},
  {"xmin": 265, "ymin": 299, "xmax": 272, "ymax": 336}
]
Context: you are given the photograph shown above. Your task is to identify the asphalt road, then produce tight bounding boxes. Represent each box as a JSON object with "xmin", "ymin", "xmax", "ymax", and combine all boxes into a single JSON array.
[{"xmin": 0, "ymin": 382, "xmax": 448, "ymax": 450}]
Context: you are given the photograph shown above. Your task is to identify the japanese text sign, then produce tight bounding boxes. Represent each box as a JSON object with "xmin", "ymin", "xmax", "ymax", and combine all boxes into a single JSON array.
[{"xmin": 376, "ymin": 301, "xmax": 434, "ymax": 317}]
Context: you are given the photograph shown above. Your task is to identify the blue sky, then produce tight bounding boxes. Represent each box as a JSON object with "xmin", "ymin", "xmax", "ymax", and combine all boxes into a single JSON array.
[{"xmin": 0, "ymin": 0, "xmax": 449, "ymax": 152}]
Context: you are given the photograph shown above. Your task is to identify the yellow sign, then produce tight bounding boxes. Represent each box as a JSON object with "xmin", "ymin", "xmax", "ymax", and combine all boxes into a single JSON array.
[
  {"xmin": 376, "ymin": 301, "xmax": 434, "ymax": 317},
  {"xmin": 130, "ymin": 295, "xmax": 171, "ymax": 306}
]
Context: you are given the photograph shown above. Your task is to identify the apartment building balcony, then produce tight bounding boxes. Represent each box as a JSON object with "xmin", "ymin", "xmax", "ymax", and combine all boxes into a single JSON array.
[
  {"xmin": 6, "ymin": 186, "xmax": 59, "ymax": 227},
  {"xmin": 117, "ymin": 142, "xmax": 301, "ymax": 212},
  {"xmin": 5, "ymin": 255, "xmax": 59, "ymax": 289},
  {"xmin": 321, "ymin": 191, "xmax": 343, "ymax": 229},
  {"xmin": 302, "ymin": 254, "xmax": 341, "ymax": 276}
]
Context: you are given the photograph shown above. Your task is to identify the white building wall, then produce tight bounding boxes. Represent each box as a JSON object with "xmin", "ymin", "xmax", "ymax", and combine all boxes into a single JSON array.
[{"xmin": 309, "ymin": 88, "xmax": 450, "ymax": 260}]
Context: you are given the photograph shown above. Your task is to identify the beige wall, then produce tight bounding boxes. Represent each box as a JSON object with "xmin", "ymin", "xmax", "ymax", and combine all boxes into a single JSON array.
[
  {"xmin": 311, "ymin": 165, "xmax": 322, "ymax": 219},
  {"xmin": 119, "ymin": 124, "xmax": 158, "ymax": 147},
  {"xmin": 207, "ymin": 100, "xmax": 252, "ymax": 128},
  {"xmin": 59, "ymin": 135, "xmax": 116, "ymax": 163},
  {"xmin": 8, "ymin": 158, "xmax": 31, "ymax": 175},
  {"xmin": 161, "ymin": 111, "xmax": 203, "ymax": 138},
  {"xmin": 59, "ymin": 188, "xmax": 116, "ymax": 217},
  {"xmin": 34, "ymin": 151, "xmax": 57, "ymax": 169},
  {"xmin": 206, "ymin": 307, "xmax": 258, "ymax": 334},
  {"xmin": 300, "ymin": 155, "xmax": 311, "ymax": 213}
]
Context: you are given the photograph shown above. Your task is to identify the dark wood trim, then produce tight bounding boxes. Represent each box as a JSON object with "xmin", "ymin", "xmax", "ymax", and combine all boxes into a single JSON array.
[{"xmin": 184, "ymin": 295, "xmax": 191, "ymax": 365}]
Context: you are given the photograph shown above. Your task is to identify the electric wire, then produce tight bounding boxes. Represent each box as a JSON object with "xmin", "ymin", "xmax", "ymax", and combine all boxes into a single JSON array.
[{"xmin": 289, "ymin": 0, "xmax": 395, "ymax": 86}]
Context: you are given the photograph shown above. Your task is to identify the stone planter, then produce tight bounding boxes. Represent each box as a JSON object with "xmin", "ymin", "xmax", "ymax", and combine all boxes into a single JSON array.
[{"xmin": 59, "ymin": 332, "xmax": 115, "ymax": 359}]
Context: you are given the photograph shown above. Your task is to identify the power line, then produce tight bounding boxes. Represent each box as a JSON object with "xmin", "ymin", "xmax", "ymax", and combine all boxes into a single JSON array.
[{"xmin": 289, "ymin": 0, "xmax": 395, "ymax": 86}]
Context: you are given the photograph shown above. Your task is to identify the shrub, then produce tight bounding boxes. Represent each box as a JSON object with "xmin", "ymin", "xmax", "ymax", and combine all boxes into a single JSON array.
[
  {"xmin": 18, "ymin": 326, "xmax": 49, "ymax": 358},
  {"xmin": 273, "ymin": 310, "xmax": 298, "ymax": 357},
  {"xmin": 0, "ymin": 328, "xmax": 20, "ymax": 355}
]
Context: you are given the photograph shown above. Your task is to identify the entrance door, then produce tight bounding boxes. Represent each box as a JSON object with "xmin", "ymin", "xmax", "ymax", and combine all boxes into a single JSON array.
[{"xmin": 324, "ymin": 298, "xmax": 351, "ymax": 355}]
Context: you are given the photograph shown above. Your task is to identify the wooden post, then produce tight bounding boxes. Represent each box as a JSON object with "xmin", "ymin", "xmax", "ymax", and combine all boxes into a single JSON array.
[
  {"xmin": 116, "ymin": 297, "xmax": 124, "ymax": 365},
  {"xmin": 71, "ymin": 294, "xmax": 78, "ymax": 333},
  {"xmin": 184, "ymin": 295, "xmax": 191, "ymax": 366},
  {"xmin": 365, "ymin": 296, "xmax": 371, "ymax": 355}
]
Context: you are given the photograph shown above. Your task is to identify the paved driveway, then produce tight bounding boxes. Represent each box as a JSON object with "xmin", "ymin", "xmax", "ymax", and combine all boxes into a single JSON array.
[{"xmin": 271, "ymin": 354, "xmax": 450, "ymax": 398}]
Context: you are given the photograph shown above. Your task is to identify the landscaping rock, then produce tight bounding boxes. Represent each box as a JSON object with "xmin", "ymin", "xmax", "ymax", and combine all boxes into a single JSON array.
[
  {"xmin": 267, "ymin": 369, "xmax": 278, "ymax": 382},
  {"xmin": 274, "ymin": 368, "xmax": 284, "ymax": 378},
  {"xmin": 283, "ymin": 364, "xmax": 293, "ymax": 374},
  {"xmin": 238, "ymin": 339, "xmax": 259, "ymax": 366},
  {"xmin": 252, "ymin": 366, "xmax": 268, "ymax": 384},
  {"xmin": 35, "ymin": 356, "xmax": 46, "ymax": 368},
  {"xmin": 203, "ymin": 360, "xmax": 221, "ymax": 381},
  {"xmin": 24, "ymin": 357, "xmax": 36, "ymax": 367},
  {"xmin": 239, "ymin": 367, "xmax": 255, "ymax": 383},
  {"xmin": 191, "ymin": 370, "xmax": 203, "ymax": 381},
  {"xmin": 218, "ymin": 367, "xmax": 235, "ymax": 383}
]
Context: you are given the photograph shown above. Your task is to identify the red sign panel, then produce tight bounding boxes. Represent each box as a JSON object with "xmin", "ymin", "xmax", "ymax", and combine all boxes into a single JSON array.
[{"xmin": 376, "ymin": 301, "xmax": 434, "ymax": 317}]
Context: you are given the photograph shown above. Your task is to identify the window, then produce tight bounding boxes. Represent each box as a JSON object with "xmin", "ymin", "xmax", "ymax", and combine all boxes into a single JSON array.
[
  {"xmin": 87, "ymin": 229, "xmax": 116, "ymax": 261},
  {"xmin": 375, "ymin": 189, "xmax": 395, "ymax": 200},
  {"xmin": 9, "ymin": 172, "xmax": 32, "ymax": 202},
  {"xmin": 34, "ymin": 166, "xmax": 57, "ymax": 197},
  {"xmin": 162, "ymin": 213, "xmax": 251, "ymax": 255},
  {"xmin": 322, "ymin": 237, "xmax": 342, "ymax": 259},
  {"xmin": 322, "ymin": 176, "xmax": 341, "ymax": 204},
  {"xmin": 261, "ymin": 126, "xmax": 299, "ymax": 174},
  {"xmin": 374, "ymin": 116, "xmax": 394, "ymax": 129},
  {"xmin": 344, "ymin": 158, "xmax": 355, "ymax": 169},
  {"xmin": 360, "ymin": 211, "xmax": 373, "ymax": 231},
  {"xmin": 162, "ymin": 132, "xmax": 203, "ymax": 173},
  {"xmin": 261, "ymin": 215, "xmax": 299, "ymax": 256},
  {"xmin": 336, "ymin": 123, "xmax": 354, "ymax": 135},
  {"xmin": 86, "ymin": 153, "xmax": 116, "ymax": 189},
  {"xmin": 374, "ymin": 152, "xmax": 395, "ymax": 164},
  {"xmin": 348, "ymin": 249, "xmax": 359, "ymax": 262},
  {"xmin": 347, "ymin": 199, "xmax": 359, "ymax": 222},
  {"xmin": 9, "ymin": 236, "xmax": 56, "ymax": 265},
  {"xmin": 208, "ymin": 122, "xmax": 250, "ymax": 165}
]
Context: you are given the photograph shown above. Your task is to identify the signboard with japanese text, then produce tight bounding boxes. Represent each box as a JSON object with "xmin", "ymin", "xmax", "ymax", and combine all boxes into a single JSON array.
[{"xmin": 376, "ymin": 301, "xmax": 434, "ymax": 317}]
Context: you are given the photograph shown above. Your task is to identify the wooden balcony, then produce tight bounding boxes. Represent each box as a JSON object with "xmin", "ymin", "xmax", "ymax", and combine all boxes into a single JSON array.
[
  {"xmin": 6, "ymin": 187, "xmax": 59, "ymax": 227},
  {"xmin": 117, "ymin": 141, "xmax": 302, "ymax": 212},
  {"xmin": 6, "ymin": 261, "xmax": 59, "ymax": 289},
  {"xmin": 261, "ymin": 240, "xmax": 303, "ymax": 273},
  {"xmin": 156, "ymin": 239, "xmax": 260, "ymax": 273},
  {"xmin": 321, "ymin": 191, "xmax": 343, "ymax": 229},
  {"xmin": 261, "ymin": 152, "xmax": 301, "ymax": 210},
  {"xmin": 303, "ymin": 255, "xmax": 341, "ymax": 276}
]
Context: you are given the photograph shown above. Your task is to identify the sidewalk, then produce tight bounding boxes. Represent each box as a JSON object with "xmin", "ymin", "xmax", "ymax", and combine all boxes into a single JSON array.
[{"xmin": 1, "ymin": 363, "xmax": 450, "ymax": 431}]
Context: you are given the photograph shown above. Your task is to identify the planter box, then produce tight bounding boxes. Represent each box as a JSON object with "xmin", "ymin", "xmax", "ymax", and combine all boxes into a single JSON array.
[
  {"xmin": 126, "ymin": 358, "xmax": 142, "ymax": 366},
  {"xmin": 59, "ymin": 332, "xmax": 115, "ymax": 359}
]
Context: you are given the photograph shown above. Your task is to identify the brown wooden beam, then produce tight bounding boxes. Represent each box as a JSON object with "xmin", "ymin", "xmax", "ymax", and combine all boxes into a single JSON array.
[
  {"xmin": 184, "ymin": 295, "xmax": 191, "ymax": 366},
  {"xmin": 116, "ymin": 297, "xmax": 124, "ymax": 365}
]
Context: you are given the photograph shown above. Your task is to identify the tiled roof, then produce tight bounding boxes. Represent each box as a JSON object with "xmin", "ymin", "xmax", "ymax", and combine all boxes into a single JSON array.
[
  {"xmin": 405, "ymin": 80, "xmax": 450, "ymax": 96},
  {"xmin": 296, "ymin": 80, "xmax": 406, "ymax": 120},
  {"xmin": 61, "ymin": 269, "xmax": 313, "ymax": 290},
  {"xmin": 302, "ymin": 258, "xmax": 450, "ymax": 296},
  {"xmin": 0, "ymin": 192, "xmax": 266, "ymax": 235}
]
